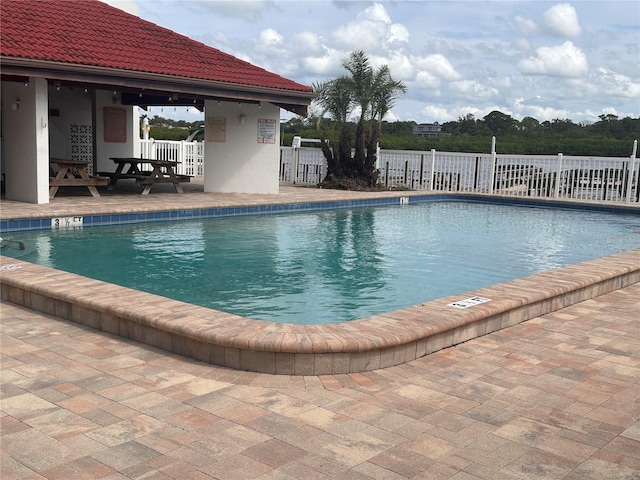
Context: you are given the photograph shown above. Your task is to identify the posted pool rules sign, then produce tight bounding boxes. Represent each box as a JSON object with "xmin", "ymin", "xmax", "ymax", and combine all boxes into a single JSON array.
[{"xmin": 258, "ymin": 119, "xmax": 276, "ymax": 144}]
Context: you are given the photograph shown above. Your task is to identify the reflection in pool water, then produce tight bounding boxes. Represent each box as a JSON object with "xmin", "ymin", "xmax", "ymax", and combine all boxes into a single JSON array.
[{"xmin": 4, "ymin": 202, "xmax": 640, "ymax": 324}]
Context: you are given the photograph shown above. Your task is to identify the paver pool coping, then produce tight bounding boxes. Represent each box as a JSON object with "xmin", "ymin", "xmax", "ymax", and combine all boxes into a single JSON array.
[
  {"xmin": 1, "ymin": 191, "xmax": 640, "ymax": 374},
  {"xmin": 1, "ymin": 248, "xmax": 639, "ymax": 374}
]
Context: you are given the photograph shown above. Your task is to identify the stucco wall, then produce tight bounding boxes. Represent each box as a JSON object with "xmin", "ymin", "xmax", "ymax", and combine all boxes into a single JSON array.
[
  {"xmin": 48, "ymin": 86, "xmax": 93, "ymax": 165},
  {"xmin": 1, "ymin": 78, "xmax": 50, "ymax": 203},
  {"xmin": 203, "ymin": 100, "xmax": 280, "ymax": 194},
  {"xmin": 94, "ymin": 91, "xmax": 140, "ymax": 173}
]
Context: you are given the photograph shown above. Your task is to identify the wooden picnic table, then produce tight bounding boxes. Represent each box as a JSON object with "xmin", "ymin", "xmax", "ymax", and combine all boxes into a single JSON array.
[
  {"xmin": 106, "ymin": 158, "xmax": 191, "ymax": 195},
  {"xmin": 49, "ymin": 159, "xmax": 109, "ymax": 198}
]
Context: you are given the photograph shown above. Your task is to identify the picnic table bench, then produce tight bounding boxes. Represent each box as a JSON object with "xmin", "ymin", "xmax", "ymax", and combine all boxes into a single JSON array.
[
  {"xmin": 49, "ymin": 159, "xmax": 109, "ymax": 198},
  {"xmin": 103, "ymin": 158, "xmax": 191, "ymax": 194}
]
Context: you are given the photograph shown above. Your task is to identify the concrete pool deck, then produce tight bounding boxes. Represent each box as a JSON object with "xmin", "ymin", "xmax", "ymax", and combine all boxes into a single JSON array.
[{"xmin": 1, "ymin": 184, "xmax": 639, "ymax": 478}]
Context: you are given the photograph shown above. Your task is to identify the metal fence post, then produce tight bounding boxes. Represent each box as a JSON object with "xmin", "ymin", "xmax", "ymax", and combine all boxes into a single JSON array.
[
  {"xmin": 489, "ymin": 136, "xmax": 497, "ymax": 195},
  {"xmin": 625, "ymin": 140, "xmax": 637, "ymax": 203},
  {"xmin": 554, "ymin": 153, "xmax": 563, "ymax": 199},
  {"xmin": 292, "ymin": 146, "xmax": 300, "ymax": 184},
  {"xmin": 179, "ymin": 140, "xmax": 186, "ymax": 176},
  {"xmin": 430, "ymin": 149, "xmax": 436, "ymax": 191}
]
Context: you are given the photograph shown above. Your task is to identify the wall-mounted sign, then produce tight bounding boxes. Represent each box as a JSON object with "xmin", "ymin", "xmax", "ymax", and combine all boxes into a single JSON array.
[
  {"xmin": 103, "ymin": 107, "xmax": 127, "ymax": 143},
  {"xmin": 257, "ymin": 118, "xmax": 276, "ymax": 144},
  {"xmin": 206, "ymin": 116, "xmax": 226, "ymax": 142}
]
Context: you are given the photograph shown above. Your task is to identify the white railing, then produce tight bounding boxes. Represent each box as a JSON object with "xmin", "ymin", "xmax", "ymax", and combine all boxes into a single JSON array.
[
  {"xmin": 279, "ymin": 147, "xmax": 326, "ymax": 185},
  {"xmin": 280, "ymin": 139, "xmax": 639, "ymax": 204},
  {"xmin": 140, "ymin": 139, "xmax": 204, "ymax": 177},
  {"xmin": 138, "ymin": 138, "xmax": 639, "ymax": 204}
]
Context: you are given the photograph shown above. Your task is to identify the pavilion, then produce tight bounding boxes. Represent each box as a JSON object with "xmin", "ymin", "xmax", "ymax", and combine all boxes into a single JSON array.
[{"xmin": 0, "ymin": 0, "xmax": 315, "ymax": 203}]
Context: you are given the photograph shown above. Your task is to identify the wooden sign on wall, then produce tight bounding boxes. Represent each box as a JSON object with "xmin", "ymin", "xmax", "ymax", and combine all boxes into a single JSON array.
[
  {"xmin": 103, "ymin": 107, "xmax": 127, "ymax": 143},
  {"xmin": 206, "ymin": 116, "xmax": 227, "ymax": 142}
]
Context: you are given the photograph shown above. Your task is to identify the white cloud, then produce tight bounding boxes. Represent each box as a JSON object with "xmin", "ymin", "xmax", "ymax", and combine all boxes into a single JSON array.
[
  {"xmin": 413, "ymin": 54, "xmax": 460, "ymax": 81},
  {"xmin": 518, "ymin": 41, "xmax": 588, "ymax": 77},
  {"xmin": 382, "ymin": 110, "xmax": 400, "ymax": 122},
  {"xmin": 450, "ymin": 80, "xmax": 500, "ymax": 100},
  {"xmin": 302, "ymin": 52, "xmax": 340, "ymax": 76},
  {"xmin": 561, "ymin": 68, "xmax": 640, "ymax": 109},
  {"xmin": 332, "ymin": 18, "xmax": 387, "ymax": 50},
  {"xmin": 293, "ymin": 32, "xmax": 323, "ymax": 54},
  {"xmin": 523, "ymin": 105, "xmax": 572, "ymax": 121},
  {"xmin": 543, "ymin": 3, "xmax": 582, "ymax": 38},
  {"xmin": 330, "ymin": 3, "xmax": 408, "ymax": 53},
  {"xmin": 514, "ymin": 15, "xmax": 537, "ymax": 35},
  {"xmin": 593, "ymin": 68, "xmax": 640, "ymax": 98},
  {"xmin": 513, "ymin": 38, "xmax": 532, "ymax": 52},
  {"xmin": 386, "ymin": 23, "xmax": 410, "ymax": 46},
  {"xmin": 512, "ymin": 96, "xmax": 570, "ymax": 121},
  {"xmin": 414, "ymin": 71, "xmax": 441, "ymax": 88},
  {"xmin": 378, "ymin": 53, "xmax": 415, "ymax": 81},
  {"xmin": 331, "ymin": 3, "xmax": 392, "ymax": 50},
  {"xmin": 421, "ymin": 105, "xmax": 452, "ymax": 123},
  {"xmin": 358, "ymin": 3, "xmax": 391, "ymax": 24},
  {"xmin": 258, "ymin": 28, "xmax": 283, "ymax": 47}
]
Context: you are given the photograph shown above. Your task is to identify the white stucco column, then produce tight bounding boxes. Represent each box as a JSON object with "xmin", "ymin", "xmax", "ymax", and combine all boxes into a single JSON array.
[
  {"xmin": 1, "ymin": 77, "xmax": 50, "ymax": 203},
  {"xmin": 202, "ymin": 100, "xmax": 281, "ymax": 194}
]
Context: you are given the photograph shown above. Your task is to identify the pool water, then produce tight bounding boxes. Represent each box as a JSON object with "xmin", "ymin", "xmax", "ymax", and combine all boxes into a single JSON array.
[{"xmin": 3, "ymin": 202, "xmax": 639, "ymax": 324}]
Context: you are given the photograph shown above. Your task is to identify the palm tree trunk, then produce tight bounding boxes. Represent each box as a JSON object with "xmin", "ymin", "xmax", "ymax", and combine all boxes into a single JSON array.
[
  {"xmin": 364, "ymin": 122, "xmax": 381, "ymax": 173},
  {"xmin": 353, "ymin": 119, "xmax": 366, "ymax": 176},
  {"xmin": 320, "ymin": 138, "xmax": 338, "ymax": 178}
]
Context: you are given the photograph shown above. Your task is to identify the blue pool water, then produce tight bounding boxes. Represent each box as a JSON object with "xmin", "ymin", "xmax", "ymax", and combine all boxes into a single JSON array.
[{"xmin": 2, "ymin": 201, "xmax": 639, "ymax": 324}]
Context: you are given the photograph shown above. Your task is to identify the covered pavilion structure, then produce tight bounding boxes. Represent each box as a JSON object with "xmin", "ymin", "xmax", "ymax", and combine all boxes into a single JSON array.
[{"xmin": 0, "ymin": 0, "xmax": 315, "ymax": 203}]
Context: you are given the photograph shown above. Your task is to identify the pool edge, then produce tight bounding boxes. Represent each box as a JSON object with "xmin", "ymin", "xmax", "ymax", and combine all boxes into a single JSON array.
[{"xmin": 2, "ymin": 248, "xmax": 639, "ymax": 375}]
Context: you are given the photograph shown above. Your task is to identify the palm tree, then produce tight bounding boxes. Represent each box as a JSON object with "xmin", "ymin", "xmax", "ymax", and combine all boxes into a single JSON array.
[{"xmin": 314, "ymin": 50, "xmax": 406, "ymax": 188}]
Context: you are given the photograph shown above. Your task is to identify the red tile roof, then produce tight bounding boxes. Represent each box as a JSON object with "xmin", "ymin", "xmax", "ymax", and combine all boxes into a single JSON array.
[{"xmin": 0, "ymin": 0, "xmax": 312, "ymax": 94}]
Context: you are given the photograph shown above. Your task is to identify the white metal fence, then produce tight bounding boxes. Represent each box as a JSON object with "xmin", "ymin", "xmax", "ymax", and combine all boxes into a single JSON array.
[
  {"xmin": 280, "ymin": 140, "xmax": 639, "ymax": 204},
  {"xmin": 140, "ymin": 139, "xmax": 204, "ymax": 177}
]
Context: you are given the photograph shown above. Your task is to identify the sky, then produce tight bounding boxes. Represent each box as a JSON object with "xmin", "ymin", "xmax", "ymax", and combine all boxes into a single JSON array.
[{"xmin": 103, "ymin": 0, "xmax": 640, "ymax": 125}]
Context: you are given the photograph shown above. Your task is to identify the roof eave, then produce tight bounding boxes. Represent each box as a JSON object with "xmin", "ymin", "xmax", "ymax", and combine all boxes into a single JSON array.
[{"xmin": 1, "ymin": 57, "xmax": 315, "ymax": 115}]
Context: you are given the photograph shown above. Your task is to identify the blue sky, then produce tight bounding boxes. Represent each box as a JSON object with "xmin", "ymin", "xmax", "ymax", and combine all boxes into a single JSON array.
[{"xmin": 104, "ymin": 0, "xmax": 640, "ymax": 124}]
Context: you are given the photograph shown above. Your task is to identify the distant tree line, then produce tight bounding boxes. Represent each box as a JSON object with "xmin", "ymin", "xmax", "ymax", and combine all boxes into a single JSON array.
[
  {"xmin": 141, "ymin": 115, "xmax": 205, "ymax": 141},
  {"xmin": 283, "ymin": 112, "xmax": 639, "ymax": 156},
  {"xmin": 142, "ymin": 112, "xmax": 639, "ymax": 157}
]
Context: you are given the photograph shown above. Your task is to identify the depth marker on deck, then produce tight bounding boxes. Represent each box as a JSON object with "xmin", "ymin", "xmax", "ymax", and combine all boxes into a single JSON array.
[{"xmin": 448, "ymin": 296, "xmax": 491, "ymax": 308}]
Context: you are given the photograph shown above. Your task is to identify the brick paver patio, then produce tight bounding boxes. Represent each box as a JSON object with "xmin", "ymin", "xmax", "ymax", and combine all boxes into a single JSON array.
[
  {"xmin": 2, "ymin": 282, "xmax": 638, "ymax": 479},
  {"xmin": 1, "ymin": 184, "xmax": 639, "ymax": 478}
]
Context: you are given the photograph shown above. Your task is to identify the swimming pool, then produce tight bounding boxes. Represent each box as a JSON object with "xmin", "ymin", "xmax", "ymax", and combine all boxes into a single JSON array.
[{"xmin": 3, "ymin": 200, "xmax": 639, "ymax": 324}]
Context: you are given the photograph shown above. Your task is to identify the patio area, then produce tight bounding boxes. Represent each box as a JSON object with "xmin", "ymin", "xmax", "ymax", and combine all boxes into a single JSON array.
[
  {"xmin": 1, "ymin": 184, "xmax": 639, "ymax": 478},
  {"xmin": 2, "ymin": 283, "xmax": 639, "ymax": 479}
]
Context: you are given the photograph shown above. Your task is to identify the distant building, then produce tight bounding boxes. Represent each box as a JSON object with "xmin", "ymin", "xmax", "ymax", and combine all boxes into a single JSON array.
[{"xmin": 412, "ymin": 123, "xmax": 442, "ymax": 137}]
